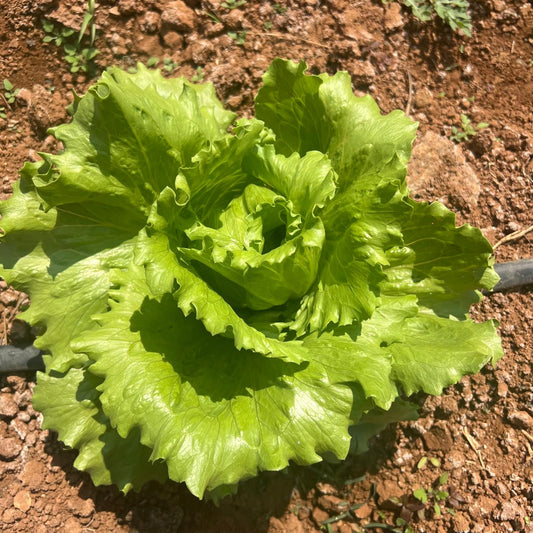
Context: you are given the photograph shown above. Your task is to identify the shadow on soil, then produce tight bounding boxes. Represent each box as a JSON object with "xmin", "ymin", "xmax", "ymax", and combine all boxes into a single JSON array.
[{"xmin": 43, "ymin": 424, "xmax": 399, "ymax": 532}]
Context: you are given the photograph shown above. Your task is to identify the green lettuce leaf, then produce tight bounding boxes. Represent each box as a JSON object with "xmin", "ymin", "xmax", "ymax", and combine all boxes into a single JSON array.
[
  {"xmin": 257, "ymin": 58, "xmax": 418, "ymax": 334},
  {"xmin": 0, "ymin": 59, "xmax": 502, "ymax": 498},
  {"xmin": 33, "ymin": 367, "xmax": 168, "ymax": 491},
  {"xmin": 73, "ymin": 264, "xmax": 356, "ymax": 497}
]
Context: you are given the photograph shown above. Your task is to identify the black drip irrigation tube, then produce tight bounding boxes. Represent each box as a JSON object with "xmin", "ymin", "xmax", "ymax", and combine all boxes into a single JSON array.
[
  {"xmin": 491, "ymin": 257, "xmax": 533, "ymax": 292},
  {"xmin": 0, "ymin": 258, "xmax": 532, "ymax": 375},
  {"xmin": 0, "ymin": 344, "xmax": 43, "ymax": 373}
]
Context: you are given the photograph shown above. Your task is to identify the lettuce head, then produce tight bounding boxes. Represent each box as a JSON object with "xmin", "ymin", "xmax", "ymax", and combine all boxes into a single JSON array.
[{"xmin": 0, "ymin": 59, "xmax": 502, "ymax": 498}]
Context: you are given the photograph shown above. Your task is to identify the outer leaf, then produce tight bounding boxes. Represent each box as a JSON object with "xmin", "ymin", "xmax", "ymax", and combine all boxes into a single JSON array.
[
  {"xmin": 357, "ymin": 295, "xmax": 503, "ymax": 396},
  {"xmin": 0, "ymin": 64, "xmax": 235, "ymax": 372},
  {"xmin": 35, "ymin": 64, "xmax": 234, "ymax": 221},
  {"xmin": 0, "ymin": 170, "xmax": 136, "ymax": 372},
  {"xmin": 380, "ymin": 200, "xmax": 499, "ymax": 317},
  {"xmin": 302, "ymin": 333, "xmax": 397, "ymax": 410},
  {"xmin": 74, "ymin": 264, "xmax": 356, "ymax": 497},
  {"xmin": 33, "ymin": 368, "xmax": 168, "ymax": 491}
]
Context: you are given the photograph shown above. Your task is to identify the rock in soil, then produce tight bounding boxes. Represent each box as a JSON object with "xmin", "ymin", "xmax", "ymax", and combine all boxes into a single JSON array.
[
  {"xmin": 0, "ymin": 394, "xmax": 19, "ymax": 419},
  {"xmin": 0, "ymin": 437, "xmax": 22, "ymax": 460},
  {"xmin": 506, "ymin": 410, "xmax": 533, "ymax": 429}
]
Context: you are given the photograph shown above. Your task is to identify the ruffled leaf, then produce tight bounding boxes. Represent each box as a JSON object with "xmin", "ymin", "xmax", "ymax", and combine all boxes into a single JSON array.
[
  {"xmin": 74, "ymin": 264, "xmax": 356, "ymax": 497},
  {"xmin": 33, "ymin": 367, "xmax": 168, "ymax": 491}
]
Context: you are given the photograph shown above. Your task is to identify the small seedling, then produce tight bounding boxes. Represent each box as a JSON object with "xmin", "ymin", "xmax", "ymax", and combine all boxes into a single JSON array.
[
  {"xmin": 263, "ymin": 21, "xmax": 273, "ymax": 30},
  {"xmin": 191, "ymin": 66, "xmax": 205, "ymax": 83},
  {"xmin": 1, "ymin": 79, "xmax": 19, "ymax": 119},
  {"xmin": 64, "ymin": 44, "xmax": 99, "ymax": 74},
  {"xmin": 78, "ymin": 0, "xmax": 96, "ymax": 47},
  {"xmin": 318, "ymin": 501, "xmax": 364, "ymax": 528},
  {"xmin": 163, "ymin": 57, "xmax": 178, "ymax": 73},
  {"xmin": 42, "ymin": 19, "xmax": 75, "ymax": 46},
  {"xmin": 273, "ymin": 2, "xmax": 287, "ymax": 14},
  {"xmin": 416, "ymin": 456, "xmax": 441, "ymax": 470},
  {"xmin": 451, "ymin": 113, "xmax": 488, "ymax": 142},
  {"xmin": 228, "ymin": 30, "xmax": 247, "ymax": 45},
  {"xmin": 3, "ymin": 79, "xmax": 19, "ymax": 104},
  {"xmin": 142, "ymin": 56, "xmax": 177, "ymax": 73},
  {"xmin": 396, "ymin": 518, "xmax": 415, "ymax": 533},
  {"xmin": 146, "ymin": 56, "xmax": 159, "ymax": 68},
  {"xmin": 401, "ymin": 0, "xmax": 472, "ymax": 36},
  {"xmin": 204, "ymin": 10, "xmax": 223, "ymax": 24},
  {"xmin": 221, "ymin": 0, "xmax": 246, "ymax": 9},
  {"xmin": 41, "ymin": 0, "xmax": 99, "ymax": 76},
  {"xmin": 408, "ymin": 472, "xmax": 457, "ymax": 522}
]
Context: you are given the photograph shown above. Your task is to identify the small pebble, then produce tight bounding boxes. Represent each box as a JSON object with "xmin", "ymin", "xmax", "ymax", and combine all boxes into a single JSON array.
[
  {"xmin": 506, "ymin": 410, "xmax": 533, "ymax": 429},
  {"xmin": 0, "ymin": 437, "xmax": 22, "ymax": 460},
  {"xmin": 13, "ymin": 490, "xmax": 32, "ymax": 512},
  {"xmin": 0, "ymin": 394, "xmax": 18, "ymax": 419}
]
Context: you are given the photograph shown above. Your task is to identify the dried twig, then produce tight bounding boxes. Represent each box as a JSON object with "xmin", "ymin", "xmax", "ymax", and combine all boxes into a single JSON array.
[
  {"xmin": 462, "ymin": 427, "xmax": 485, "ymax": 469},
  {"xmin": 522, "ymin": 430, "xmax": 533, "ymax": 445},
  {"xmin": 493, "ymin": 223, "xmax": 533, "ymax": 250},
  {"xmin": 522, "ymin": 430, "xmax": 533, "ymax": 456},
  {"xmin": 405, "ymin": 71, "xmax": 413, "ymax": 117},
  {"xmin": 524, "ymin": 438, "xmax": 533, "ymax": 457},
  {"xmin": 0, "ymin": 92, "xmax": 11, "ymax": 110}
]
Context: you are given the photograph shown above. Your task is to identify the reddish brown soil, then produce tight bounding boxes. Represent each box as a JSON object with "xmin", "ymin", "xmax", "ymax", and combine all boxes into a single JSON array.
[{"xmin": 0, "ymin": 1, "xmax": 532, "ymax": 532}]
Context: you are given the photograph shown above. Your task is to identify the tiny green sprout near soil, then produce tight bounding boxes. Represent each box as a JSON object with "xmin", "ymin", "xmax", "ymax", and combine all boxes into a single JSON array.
[
  {"xmin": 145, "ymin": 56, "xmax": 179, "ymax": 73},
  {"xmin": 146, "ymin": 56, "xmax": 159, "ymax": 68},
  {"xmin": 41, "ymin": 0, "xmax": 98, "ymax": 76},
  {"xmin": 221, "ymin": 0, "xmax": 247, "ymax": 9},
  {"xmin": 162, "ymin": 57, "xmax": 179, "ymax": 73},
  {"xmin": 411, "ymin": 472, "xmax": 457, "ymax": 518},
  {"xmin": 273, "ymin": 3, "xmax": 287, "ymax": 14},
  {"xmin": 451, "ymin": 113, "xmax": 489, "ymax": 142},
  {"xmin": 191, "ymin": 66, "xmax": 205, "ymax": 83},
  {"xmin": 380, "ymin": 458, "xmax": 465, "ymax": 531},
  {"xmin": 0, "ymin": 59, "xmax": 502, "ymax": 499},
  {"xmin": 228, "ymin": 29, "xmax": 247, "ymax": 45},
  {"xmin": 394, "ymin": 0, "xmax": 472, "ymax": 36},
  {"xmin": 1, "ymin": 79, "xmax": 20, "ymax": 119},
  {"xmin": 3, "ymin": 79, "xmax": 20, "ymax": 104}
]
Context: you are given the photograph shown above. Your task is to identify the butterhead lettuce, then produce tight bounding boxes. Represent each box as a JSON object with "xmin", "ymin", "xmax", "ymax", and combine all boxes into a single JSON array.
[{"xmin": 0, "ymin": 59, "xmax": 502, "ymax": 498}]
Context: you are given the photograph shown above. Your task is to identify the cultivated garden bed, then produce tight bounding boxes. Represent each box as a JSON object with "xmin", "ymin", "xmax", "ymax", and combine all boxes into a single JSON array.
[{"xmin": 0, "ymin": 1, "xmax": 532, "ymax": 532}]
